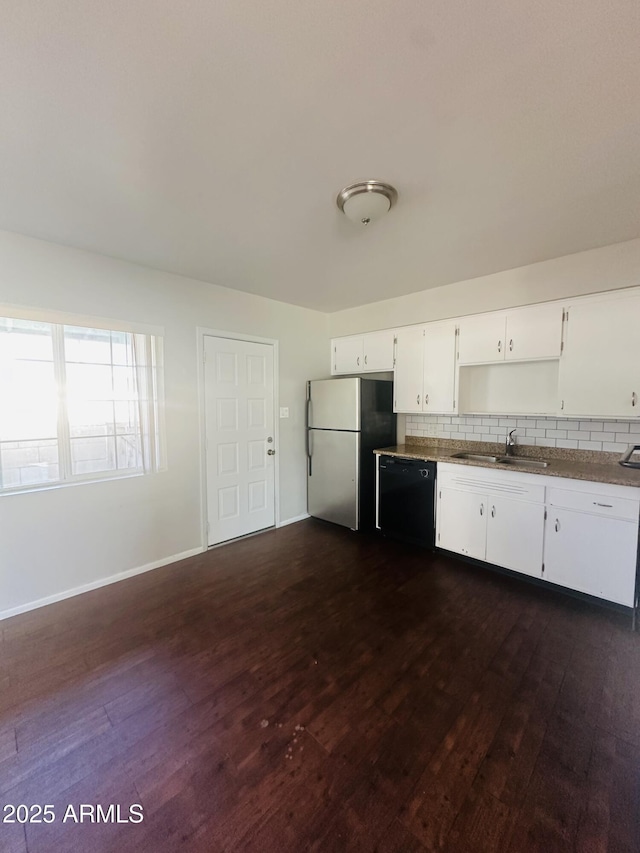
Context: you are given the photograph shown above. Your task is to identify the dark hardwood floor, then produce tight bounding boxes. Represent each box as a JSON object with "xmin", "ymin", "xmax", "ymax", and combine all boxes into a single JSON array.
[{"xmin": 1, "ymin": 519, "xmax": 639, "ymax": 852}]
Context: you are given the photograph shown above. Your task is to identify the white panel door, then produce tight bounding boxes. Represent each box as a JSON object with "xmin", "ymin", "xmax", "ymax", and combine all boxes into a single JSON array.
[
  {"xmin": 437, "ymin": 487, "xmax": 487, "ymax": 560},
  {"xmin": 559, "ymin": 295, "xmax": 640, "ymax": 417},
  {"xmin": 485, "ymin": 497, "xmax": 545, "ymax": 577},
  {"xmin": 423, "ymin": 321, "xmax": 457, "ymax": 413},
  {"xmin": 204, "ymin": 336, "xmax": 275, "ymax": 546},
  {"xmin": 457, "ymin": 313, "xmax": 507, "ymax": 364},
  {"xmin": 543, "ymin": 509, "xmax": 638, "ymax": 606},
  {"xmin": 505, "ymin": 303, "xmax": 563, "ymax": 361},
  {"xmin": 393, "ymin": 325, "xmax": 425, "ymax": 413}
]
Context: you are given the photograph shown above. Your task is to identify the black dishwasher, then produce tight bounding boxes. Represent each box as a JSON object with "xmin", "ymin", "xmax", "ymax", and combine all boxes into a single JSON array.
[{"xmin": 378, "ymin": 455, "xmax": 436, "ymax": 548}]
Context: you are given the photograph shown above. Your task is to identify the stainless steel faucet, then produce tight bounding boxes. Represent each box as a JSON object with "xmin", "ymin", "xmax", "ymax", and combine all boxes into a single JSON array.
[{"xmin": 505, "ymin": 429, "xmax": 517, "ymax": 456}]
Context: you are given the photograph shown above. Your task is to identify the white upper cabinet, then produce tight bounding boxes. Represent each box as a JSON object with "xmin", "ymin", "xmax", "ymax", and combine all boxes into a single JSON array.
[
  {"xmin": 363, "ymin": 330, "xmax": 395, "ymax": 372},
  {"xmin": 332, "ymin": 336, "xmax": 363, "ymax": 374},
  {"xmin": 393, "ymin": 321, "xmax": 457, "ymax": 414},
  {"xmin": 559, "ymin": 293, "xmax": 640, "ymax": 417},
  {"xmin": 457, "ymin": 313, "xmax": 507, "ymax": 364},
  {"xmin": 504, "ymin": 303, "xmax": 564, "ymax": 361},
  {"xmin": 458, "ymin": 304, "xmax": 563, "ymax": 365},
  {"xmin": 393, "ymin": 325, "xmax": 425, "ymax": 412},
  {"xmin": 422, "ymin": 321, "xmax": 457, "ymax": 413},
  {"xmin": 331, "ymin": 330, "xmax": 395, "ymax": 374}
]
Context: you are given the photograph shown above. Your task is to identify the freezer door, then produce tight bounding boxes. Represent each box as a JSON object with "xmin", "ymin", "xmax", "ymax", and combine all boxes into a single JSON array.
[
  {"xmin": 308, "ymin": 378, "xmax": 360, "ymax": 431},
  {"xmin": 307, "ymin": 429, "xmax": 359, "ymax": 529}
]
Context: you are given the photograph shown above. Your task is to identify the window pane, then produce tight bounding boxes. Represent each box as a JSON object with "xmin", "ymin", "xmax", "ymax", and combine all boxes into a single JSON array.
[
  {"xmin": 111, "ymin": 331, "xmax": 134, "ymax": 366},
  {"xmin": 70, "ymin": 436, "xmax": 116, "ymax": 475},
  {"xmin": 116, "ymin": 434, "xmax": 142, "ymax": 470},
  {"xmin": 65, "ymin": 363, "xmax": 114, "ymax": 401},
  {"xmin": 63, "ymin": 326, "xmax": 112, "ymax": 364},
  {"xmin": 67, "ymin": 400, "xmax": 115, "ymax": 438},
  {"xmin": 0, "ymin": 319, "xmax": 58, "ymax": 443},
  {"xmin": 0, "ymin": 439, "xmax": 59, "ymax": 488},
  {"xmin": 114, "ymin": 401, "xmax": 139, "ymax": 434}
]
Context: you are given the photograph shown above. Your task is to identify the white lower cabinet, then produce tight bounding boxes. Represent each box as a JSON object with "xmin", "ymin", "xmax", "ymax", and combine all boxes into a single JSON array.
[
  {"xmin": 436, "ymin": 462, "xmax": 640, "ymax": 608},
  {"xmin": 438, "ymin": 487, "xmax": 487, "ymax": 560},
  {"xmin": 486, "ymin": 497, "xmax": 545, "ymax": 578},
  {"xmin": 437, "ymin": 465, "xmax": 545, "ymax": 575},
  {"xmin": 544, "ymin": 505, "xmax": 638, "ymax": 607}
]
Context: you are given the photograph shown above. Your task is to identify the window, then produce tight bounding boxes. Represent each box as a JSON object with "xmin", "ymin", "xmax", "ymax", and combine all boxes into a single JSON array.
[{"xmin": 0, "ymin": 316, "xmax": 164, "ymax": 493}]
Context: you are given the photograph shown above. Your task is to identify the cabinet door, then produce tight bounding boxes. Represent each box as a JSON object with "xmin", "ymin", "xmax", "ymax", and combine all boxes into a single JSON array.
[
  {"xmin": 559, "ymin": 295, "xmax": 640, "ymax": 417},
  {"xmin": 485, "ymin": 498, "xmax": 545, "ymax": 577},
  {"xmin": 544, "ymin": 509, "xmax": 638, "ymax": 606},
  {"xmin": 505, "ymin": 304, "xmax": 563, "ymax": 361},
  {"xmin": 363, "ymin": 330, "xmax": 395, "ymax": 372},
  {"xmin": 457, "ymin": 313, "xmax": 507, "ymax": 364},
  {"xmin": 437, "ymin": 487, "xmax": 487, "ymax": 560},
  {"xmin": 394, "ymin": 326, "xmax": 425, "ymax": 413},
  {"xmin": 332, "ymin": 337, "xmax": 364, "ymax": 374},
  {"xmin": 423, "ymin": 321, "xmax": 457, "ymax": 413}
]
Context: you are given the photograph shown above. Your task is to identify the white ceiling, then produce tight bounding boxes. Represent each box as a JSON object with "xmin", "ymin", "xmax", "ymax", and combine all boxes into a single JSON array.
[{"xmin": 1, "ymin": 1, "xmax": 639, "ymax": 313}]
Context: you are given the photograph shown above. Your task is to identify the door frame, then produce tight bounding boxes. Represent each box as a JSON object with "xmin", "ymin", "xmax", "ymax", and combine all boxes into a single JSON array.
[{"xmin": 197, "ymin": 327, "xmax": 280, "ymax": 550}]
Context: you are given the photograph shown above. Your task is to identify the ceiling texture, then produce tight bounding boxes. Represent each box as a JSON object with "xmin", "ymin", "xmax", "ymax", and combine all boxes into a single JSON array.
[{"xmin": 1, "ymin": 1, "xmax": 639, "ymax": 312}]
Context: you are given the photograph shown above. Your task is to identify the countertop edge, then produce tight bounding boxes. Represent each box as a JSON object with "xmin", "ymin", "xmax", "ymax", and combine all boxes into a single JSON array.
[{"xmin": 374, "ymin": 447, "xmax": 640, "ymax": 489}]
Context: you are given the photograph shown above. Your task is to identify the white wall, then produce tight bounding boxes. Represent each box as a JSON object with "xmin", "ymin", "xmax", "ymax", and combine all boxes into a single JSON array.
[
  {"xmin": 0, "ymin": 231, "xmax": 329, "ymax": 618},
  {"xmin": 329, "ymin": 238, "xmax": 640, "ymax": 336}
]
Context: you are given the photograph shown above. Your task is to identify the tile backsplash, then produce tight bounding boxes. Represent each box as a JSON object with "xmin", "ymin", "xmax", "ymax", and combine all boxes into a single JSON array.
[{"xmin": 406, "ymin": 414, "xmax": 640, "ymax": 453}]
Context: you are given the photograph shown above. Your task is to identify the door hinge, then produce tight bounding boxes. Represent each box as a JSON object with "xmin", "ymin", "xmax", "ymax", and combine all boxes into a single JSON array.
[
  {"xmin": 561, "ymin": 340, "xmax": 564, "ymax": 353},
  {"xmin": 437, "ymin": 532, "xmax": 440, "ymax": 543},
  {"xmin": 439, "ymin": 490, "xmax": 442, "ymax": 499},
  {"xmin": 393, "ymin": 335, "xmax": 397, "ymax": 344},
  {"xmin": 561, "ymin": 400, "xmax": 564, "ymax": 410},
  {"xmin": 544, "ymin": 508, "xmax": 547, "ymax": 520},
  {"xmin": 541, "ymin": 562, "xmax": 545, "ymax": 575}
]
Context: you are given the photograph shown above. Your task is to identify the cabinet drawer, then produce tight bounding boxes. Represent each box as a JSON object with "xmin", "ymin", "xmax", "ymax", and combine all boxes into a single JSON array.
[{"xmin": 547, "ymin": 487, "xmax": 640, "ymax": 521}]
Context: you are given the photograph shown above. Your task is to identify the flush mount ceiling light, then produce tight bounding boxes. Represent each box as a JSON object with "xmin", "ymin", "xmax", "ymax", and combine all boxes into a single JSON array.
[{"xmin": 336, "ymin": 180, "xmax": 398, "ymax": 226}]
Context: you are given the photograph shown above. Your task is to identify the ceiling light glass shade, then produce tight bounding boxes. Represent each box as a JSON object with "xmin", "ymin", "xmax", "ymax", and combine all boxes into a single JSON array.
[{"xmin": 336, "ymin": 181, "xmax": 398, "ymax": 226}]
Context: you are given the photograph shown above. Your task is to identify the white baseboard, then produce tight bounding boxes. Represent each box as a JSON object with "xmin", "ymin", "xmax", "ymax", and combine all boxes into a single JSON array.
[
  {"xmin": 0, "ymin": 546, "xmax": 204, "ymax": 622},
  {"xmin": 278, "ymin": 513, "xmax": 310, "ymax": 528}
]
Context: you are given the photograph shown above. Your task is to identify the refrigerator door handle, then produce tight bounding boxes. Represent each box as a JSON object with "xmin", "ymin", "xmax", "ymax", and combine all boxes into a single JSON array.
[{"xmin": 308, "ymin": 429, "xmax": 313, "ymax": 476}]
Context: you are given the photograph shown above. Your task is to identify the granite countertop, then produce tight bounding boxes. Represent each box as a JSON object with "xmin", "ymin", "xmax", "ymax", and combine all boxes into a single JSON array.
[{"xmin": 374, "ymin": 438, "xmax": 640, "ymax": 488}]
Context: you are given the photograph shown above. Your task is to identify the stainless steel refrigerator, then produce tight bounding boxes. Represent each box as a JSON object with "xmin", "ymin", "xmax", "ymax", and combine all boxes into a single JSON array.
[{"xmin": 306, "ymin": 377, "xmax": 396, "ymax": 531}]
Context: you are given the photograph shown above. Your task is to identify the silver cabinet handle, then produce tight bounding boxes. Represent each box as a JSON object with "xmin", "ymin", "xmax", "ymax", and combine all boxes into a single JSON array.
[
  {"xmin": 480, "ymin": 503, "xmax": 484, "ymax": 516},
  {"xmin": 498, "ymin": 340, "xmax": 502, "ymax": 353},
  {"xmin": 509, "ymin": 339, "xmax": 513, "ymax": 352},
  {"xmin": 633, "ymin": 392, "xmax": 638, "ymax": 407},
  {"xmin": 554, "ymin": 518, "xmax": 560, "ymax": 532},
  {"xmin": 364, "ymin": 354, "xmax": 367, "ymax": 366},
  {"xmin": 593, "ymin": 502, "xmax": 613, "ymax": 508},
  {"xmin": 417, "ymin": 394, "xmax": 420, "ymax": 405},
  {"xmin": 425, "ymin": 394, "xmax": 429, "ymax": 405},
  {"xmin": 357, "ymin": 356, "xmax": 360, "ymax": 366},
  {"xmin": 491, "ymin": 505, "xmax": 495, "ymax": 518},
  {"xmin": 267, "ymin": 449, "xmax": 276, "ymax": 456}
]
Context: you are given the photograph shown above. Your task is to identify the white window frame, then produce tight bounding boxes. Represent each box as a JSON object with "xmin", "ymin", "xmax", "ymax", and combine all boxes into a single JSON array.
[{"xmin": 0, "ymin": 310, "xmax": 165, "ymax": 495}]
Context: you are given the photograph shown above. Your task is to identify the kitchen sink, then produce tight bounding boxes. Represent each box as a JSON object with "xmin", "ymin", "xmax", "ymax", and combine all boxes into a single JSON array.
[
  {"xmin": 450, "ymin": 452, "xmax": 549, "ymax": 469},
  {"xmin": 450, "ymin": 452, "xmax": 498, "ymax": 462},
  {"xmin": 496, "ymin": 457, "xmax": 549, "ymax": 468}
]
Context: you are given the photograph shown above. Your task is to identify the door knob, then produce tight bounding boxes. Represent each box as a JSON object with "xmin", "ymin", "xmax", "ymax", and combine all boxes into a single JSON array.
[{"xmin": 267, "ymin": 449, "xmax": 276, "ymax": 456}]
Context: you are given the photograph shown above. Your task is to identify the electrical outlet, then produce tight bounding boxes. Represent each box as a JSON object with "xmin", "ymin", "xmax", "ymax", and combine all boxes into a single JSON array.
[
  {"xmin": 279, "ymin": 407, "xmax": 289, "ymax": 418},
  {"xmin": 425, "ymin": 423, "xmax": 438, "ymax": 437}
]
